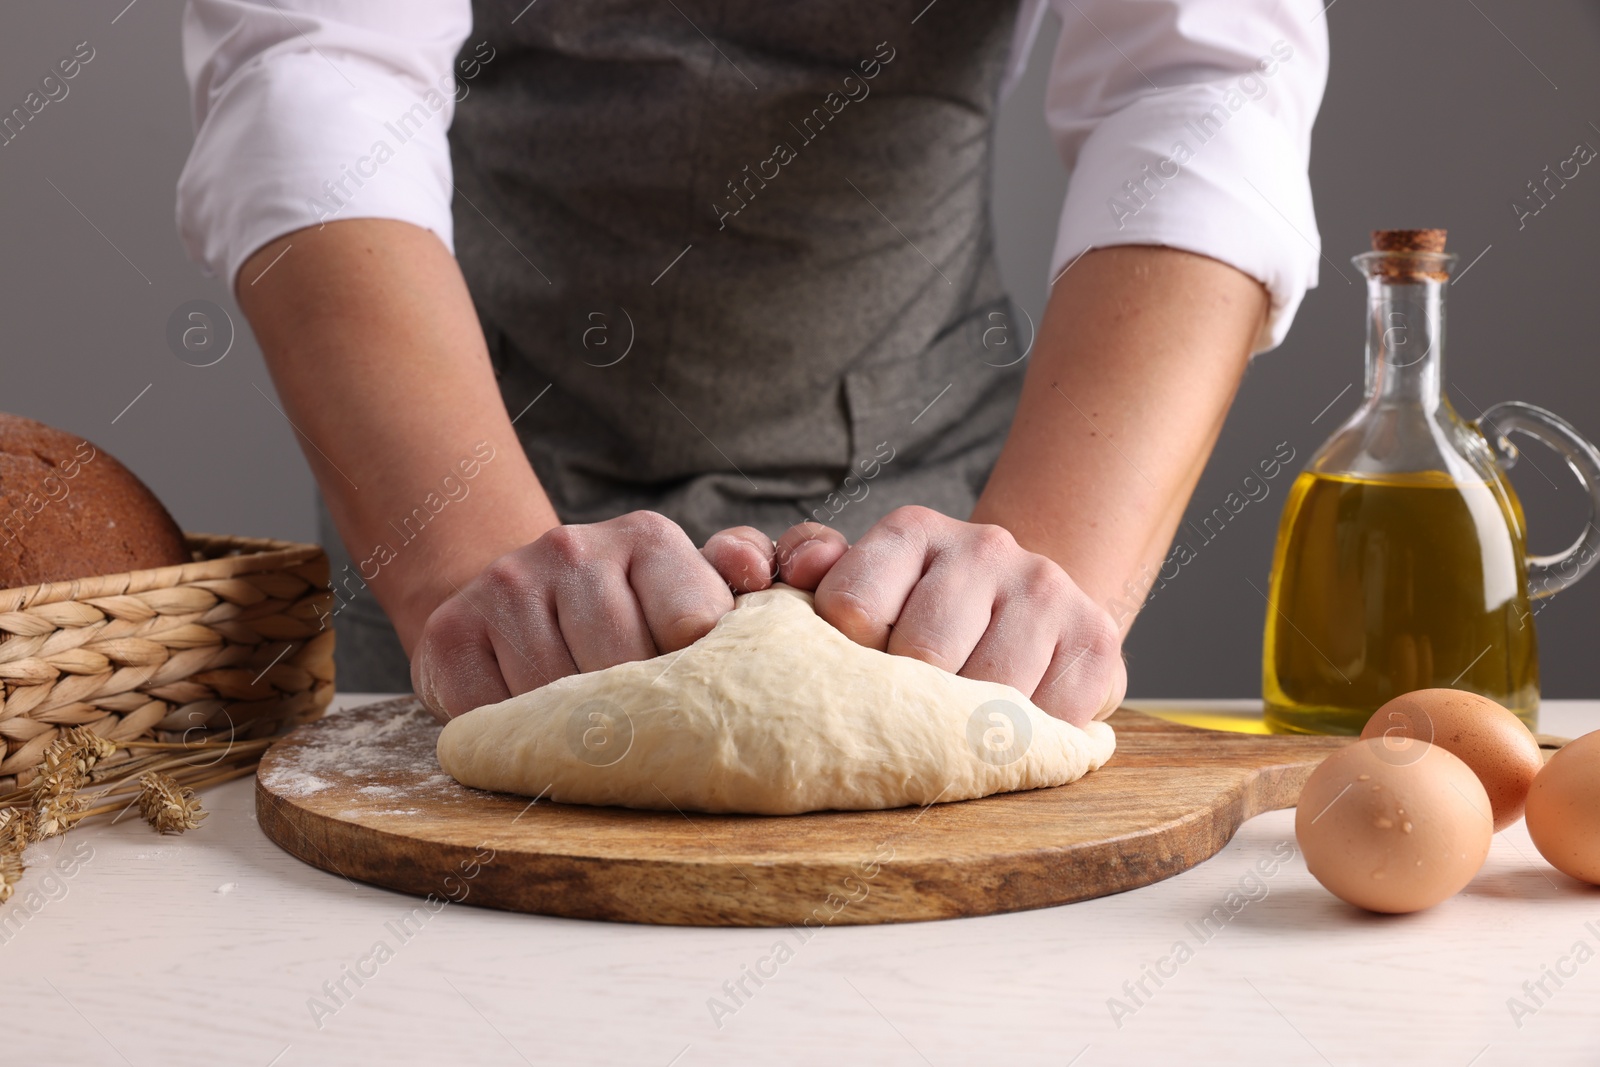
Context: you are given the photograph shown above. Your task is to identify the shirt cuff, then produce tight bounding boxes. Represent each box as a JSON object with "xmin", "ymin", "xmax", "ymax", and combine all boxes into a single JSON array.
[
  {"xmin": 177, "ymin": 49, "xmax": 458, "ymax": 288},
  {"xmin": 1049, "ymin": 86, "xmax": 1321, "ymax": 354}
]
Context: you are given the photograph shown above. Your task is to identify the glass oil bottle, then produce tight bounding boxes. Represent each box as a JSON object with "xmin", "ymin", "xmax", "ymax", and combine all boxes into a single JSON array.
[{"xmin": 1263, "ymin": 229, "xmax": 1600, "ymax": 734}]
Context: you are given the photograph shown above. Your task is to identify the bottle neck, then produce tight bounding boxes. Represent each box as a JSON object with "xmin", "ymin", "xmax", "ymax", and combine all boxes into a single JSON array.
[{"xmin": 1364, "ymin": 275, "xmax": 1445, "ymax": 411}]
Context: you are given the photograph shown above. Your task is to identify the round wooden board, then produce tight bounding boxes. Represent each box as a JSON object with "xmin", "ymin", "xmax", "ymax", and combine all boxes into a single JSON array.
[{"xmin": 255, "ymin": 697, "xmax": 1350, "ymax": 926}]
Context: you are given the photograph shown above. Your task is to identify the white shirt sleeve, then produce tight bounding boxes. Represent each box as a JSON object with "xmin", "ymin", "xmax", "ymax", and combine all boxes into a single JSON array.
[
  {"xmin": 1034, "ymin": 0, "xmax": 1329, "ymax": 353},
  {"xmin": 176, "ymin": 0, "xmax": 473, "ymax": 287}
]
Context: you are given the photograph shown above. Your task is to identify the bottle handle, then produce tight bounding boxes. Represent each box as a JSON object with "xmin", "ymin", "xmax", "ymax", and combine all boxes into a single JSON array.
[{"xmin": 1475, "ymin": 400, "xmax": 1600, "ymax": 600}]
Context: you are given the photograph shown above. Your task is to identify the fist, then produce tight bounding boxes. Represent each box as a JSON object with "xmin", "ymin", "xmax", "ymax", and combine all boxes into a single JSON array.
[
  {"xmin": 410, "ymin": 511, "xmax": 770, "ymax": 721},
  {"xmin": 756, "ymin": 507, "xmax": 1127, "ymax": 727}
]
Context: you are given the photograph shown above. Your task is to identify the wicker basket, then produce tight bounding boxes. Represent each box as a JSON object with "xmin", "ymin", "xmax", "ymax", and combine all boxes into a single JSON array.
[{"xmin": 0, "ymin": 534, "xmax": 333, "ymax": 791}]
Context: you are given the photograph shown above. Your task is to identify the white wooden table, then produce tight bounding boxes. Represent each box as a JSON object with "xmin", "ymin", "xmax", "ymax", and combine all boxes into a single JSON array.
[{"xmin": 7, "ymin": 695, "xmax": 1598, "ymax": 1066}]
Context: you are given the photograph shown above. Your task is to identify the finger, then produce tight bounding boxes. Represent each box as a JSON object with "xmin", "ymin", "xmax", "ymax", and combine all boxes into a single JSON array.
[
  {"xmin": 702, "ymin": 525, "xmax": 775, "ymax": 594},
  {"xmin": 812, "ymin": 508, "xmax": 934, "ymax": 650},
  {"xmin": 468, "ymin": 554, "xmax": 581, "ymax": 691},
  {"xmin": 621, "ymin": 513, "xmax": 737, "ymax": 650},
  {"xmin": 482, "ymin": 595, "xmax": 574, "ymax": 695},
  {"xmin": 957, "ymin": 584, "xmax": 1062, "ymax": 698},
  {"xmin": 884, "ymin": 559, "xmax": 1000, "ymax": 674},
  {"xmin": 538, "ymin": 521, "xmax": 662, "ymax": 673},
  {"xmin": 1030, "ymin": 609, "xmax": 1125, "ymax": 727},
  {"xmin": 1095, "ymin": 656, "xmax": 1128, "ymax": 721},
  {"xmin": 551, "ymin": 561, "xmax": 658, "ymax": 672},
  {"xmin": 411, "ymin": 607, "xmax": 513, "ymax": 722},
  {"xmin": 774, "ymin": 522, "xmax": 848, "ymax": 590}
]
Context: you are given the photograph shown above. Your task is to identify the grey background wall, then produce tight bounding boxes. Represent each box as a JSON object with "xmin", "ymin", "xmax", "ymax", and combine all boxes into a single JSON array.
[{"xmin": 2, "ymin": 2, "xmax": 1597, "ymax": 698}]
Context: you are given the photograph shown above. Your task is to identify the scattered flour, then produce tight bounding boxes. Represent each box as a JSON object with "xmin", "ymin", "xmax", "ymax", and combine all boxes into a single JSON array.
[
  {"xmin": 215, "ymin": 882, "xmax": 237, "ymax": 894},
  {"xmin": 258, "ymin": 698, "xmax": 476, "ymax": 816},
  {"xmin": 268, "ymin": 772, "xmax": 335, "ymax": 798},
  {"xmin": 132, "ymin": 846, "xmax": 188, "ymax": 860}
]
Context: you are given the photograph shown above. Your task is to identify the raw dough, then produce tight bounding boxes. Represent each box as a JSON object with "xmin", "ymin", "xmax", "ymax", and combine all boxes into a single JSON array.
[{"xmin": 436, "ymin": 585, "xmax": 1116, "ymax": 815}]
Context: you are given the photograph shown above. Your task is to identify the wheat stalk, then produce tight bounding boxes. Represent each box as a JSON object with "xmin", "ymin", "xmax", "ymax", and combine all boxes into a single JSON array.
[
  {"xmin": 0, "ymin": 730, "xmax": 272, "ymax": 905},
  {"xmin": 0, "ymin": 850, "xmax": 22, "ymax": 905},
  {"xmin": 137, "ymin": 772, "xmax": 207, "ymax": 834}
]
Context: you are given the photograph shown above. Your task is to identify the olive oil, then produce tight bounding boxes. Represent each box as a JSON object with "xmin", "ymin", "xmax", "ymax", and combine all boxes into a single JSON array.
[{"xmin": 1262, "ymin": 469, "xmax": 1538, "ymax": 734}]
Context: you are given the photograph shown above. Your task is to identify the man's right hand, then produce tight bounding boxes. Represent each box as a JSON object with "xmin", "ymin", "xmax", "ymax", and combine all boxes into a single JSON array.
[{"xmin": 410, "ymin": 511, "xmax": 773, "ymax": 721}]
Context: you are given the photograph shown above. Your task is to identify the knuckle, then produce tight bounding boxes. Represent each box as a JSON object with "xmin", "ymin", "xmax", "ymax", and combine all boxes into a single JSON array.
[
  {"xmin": 878, "ymin": 504, "xmax": 939, "ymax": 539},
  {"xmin": 538, "ymin": 524, "xmax": 592, "ymax": 567},
  {"xmin": 417, "ymin": 597, "xmax": 485, "ymax": 661},
  {"xmin": 883, "ymin": 504, "xmax": 938, "ymax": 533},
  {"xmin": 1022, "ymin": 554, "xmax": 1074, "ymax": 601},
  {"xmin": 783, "ymin": 520, "xmax": 830, "ymax": 539},
  {"xmin": 891, "ymin": 631, "xmax": 961, "ymax": 673},
  {"xmin": 1078, "ymin": 607, "xmax": 1123, "ymax": 666},
  {"xmin": 419, "ymin": 598, "xmax": 465, "ymax": 645},
  {"xmin": 815, "ymin": 584, "xmax": 886, "ymax": 643},
  {"xmin": 659, "ymin": 604, "xmax": 724, "ymax": 650},
  {"xmin": 779, "ymin": 520, "xmax": 830, "ymax": 548},
  {"xmin": 778, "ymin": 522, "xmax": 843, "ymax": 563},
  {"xmin": 412, "ymin": 605, "xmax": 481, "ymax": 714},
  {"xmin": 707, "ymin": 527, "xmax": 765, "ymax": 559},
  {"xmin": 479, "ymin": 552, "xmax": 539, "ymax": 599},
  {"xmin": 701, "ymin": 529, "xmax": 737, "ymax": 556},
  {"xmin": 709, "ymin": 552, "xmax": 770, "ymax": 594},
  {"xmin": 1040, "ymin": 602, "xmax": 1122, "ymax": 718},
  {"xmin": 621, "ymin": 509, "xmax": 679, "ymax": 542},
  {"xmin": 967, "ymin": 523, "xmax": 1018, "ymax": 563},
  {"xmin": 722, "ymin": 524, "xmax": 770, "ymax": 545}
]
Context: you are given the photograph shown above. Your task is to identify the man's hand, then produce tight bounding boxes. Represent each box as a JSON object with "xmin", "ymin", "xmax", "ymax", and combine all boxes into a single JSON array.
[
  {"xmin": 411, "ymin": 511, "xmax": 769, "ymax": 721},
  {"xmin": 746, "ymin": 507, "xmax": 1128, "ymax": 727}
]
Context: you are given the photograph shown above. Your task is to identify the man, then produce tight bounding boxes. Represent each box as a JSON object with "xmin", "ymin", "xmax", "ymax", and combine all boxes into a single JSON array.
[{"xmin": 177, "ymin": 1, "xmax": 1325, "ymax": 724}]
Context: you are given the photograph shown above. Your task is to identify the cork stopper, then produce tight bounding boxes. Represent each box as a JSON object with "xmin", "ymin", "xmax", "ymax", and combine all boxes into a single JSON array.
[
  {"xmin": 1368, "ymin": 228, "xmax": 1450, "ymax": 282},
  {"xmin": 1371, "ymin": 229, "xmax": 1448, "ymax": 253}
]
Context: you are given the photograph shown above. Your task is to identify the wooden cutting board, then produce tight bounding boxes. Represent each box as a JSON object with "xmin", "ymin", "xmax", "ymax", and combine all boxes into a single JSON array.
[
  {"xmin": 252, "ymin": 697, "xmax": 1350, "ymax": 921},
  {"xmin": 256, "ymin": 697, "xmax": 1350, "ymax": 926}
]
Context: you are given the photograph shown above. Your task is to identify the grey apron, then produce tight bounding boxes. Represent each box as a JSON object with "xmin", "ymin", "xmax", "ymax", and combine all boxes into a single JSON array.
[{"xmin": 325, "ymin": 0, "xmax": 1029, "ymax": 690}]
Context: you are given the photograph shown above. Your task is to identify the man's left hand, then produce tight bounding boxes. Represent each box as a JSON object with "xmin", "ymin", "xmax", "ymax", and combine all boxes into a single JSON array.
[{"xmin": 706, "ymin": 507, "xmax": 1126, "ymax": 727}]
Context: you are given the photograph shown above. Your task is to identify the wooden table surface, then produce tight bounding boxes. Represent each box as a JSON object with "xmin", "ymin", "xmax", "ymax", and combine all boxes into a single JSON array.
[{"xmin": 7, "ymin": 695, "xmax": 1598, "ymax": 1067}]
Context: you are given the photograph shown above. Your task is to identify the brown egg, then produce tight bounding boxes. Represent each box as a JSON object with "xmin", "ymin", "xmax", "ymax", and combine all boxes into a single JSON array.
[
  {"xmin": 1526, "ymin": 730, "xmax": 1600, "ymax": 884},
  {"xmin": 1361, "ymin": 688, "xmax": 1542, "ymax": 832},
  {"xmin": 1296, "ymin": 737, "xmax": 1493, "ymax": 913}
]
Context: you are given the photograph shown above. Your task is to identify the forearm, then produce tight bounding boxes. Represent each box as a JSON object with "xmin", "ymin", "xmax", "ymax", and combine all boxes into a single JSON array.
[
  {"xmin": 973, "ymin": 245, "xmax": 1266, "ymax": 634},
  {"xmin": 236, "ymin": 218, "xmax": 559, "ymax": 653}
]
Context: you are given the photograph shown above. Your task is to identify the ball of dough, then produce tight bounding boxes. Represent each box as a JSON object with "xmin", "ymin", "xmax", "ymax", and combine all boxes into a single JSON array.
[{"xmin": 437, "ymin": 586, "xmax": 1116, "ymax": 814}]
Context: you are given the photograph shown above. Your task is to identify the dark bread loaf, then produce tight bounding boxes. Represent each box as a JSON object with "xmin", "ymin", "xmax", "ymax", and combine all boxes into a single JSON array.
[{"xmin": 0, "ymin": 412, "xmax": 190, "ymax": 589}]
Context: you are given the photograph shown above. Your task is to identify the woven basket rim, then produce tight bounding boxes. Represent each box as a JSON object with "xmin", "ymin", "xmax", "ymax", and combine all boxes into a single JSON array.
[{"xmin": 0, "ymin": 532, "xmax": 324, "ymax": 612}]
